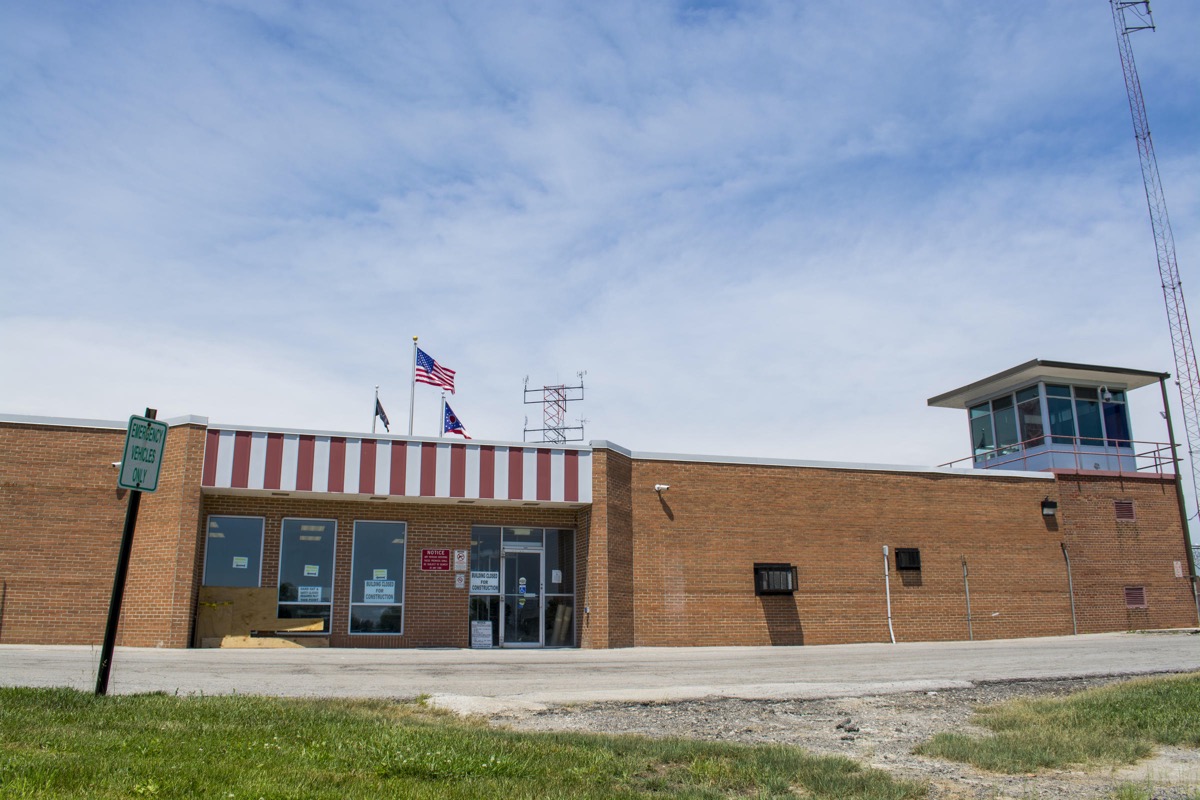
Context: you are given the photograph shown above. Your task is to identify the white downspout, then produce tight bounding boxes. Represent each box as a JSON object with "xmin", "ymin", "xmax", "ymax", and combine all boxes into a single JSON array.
[{"xmin": 883, "ymin": 545, "xmax": 896, "ymax": 643}]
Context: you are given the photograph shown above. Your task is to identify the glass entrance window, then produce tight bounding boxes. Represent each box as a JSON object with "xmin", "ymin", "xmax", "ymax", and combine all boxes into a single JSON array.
[
  {"xmin": 278, "ymin": 518, "xmax": 336, "ymax": 633},
  {"xmin": 349, "ymin": 521, "xmax": 406, "ymax": 635},
  {"xmin": 471, "ymin": 525, "xmax": 575, "ymax": 648}
]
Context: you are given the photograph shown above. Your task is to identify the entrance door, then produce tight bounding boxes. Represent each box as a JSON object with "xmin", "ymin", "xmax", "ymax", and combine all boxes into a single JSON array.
[{"xmin": 500, "ymin": 549, "xmax": 543, "ymax": 647}]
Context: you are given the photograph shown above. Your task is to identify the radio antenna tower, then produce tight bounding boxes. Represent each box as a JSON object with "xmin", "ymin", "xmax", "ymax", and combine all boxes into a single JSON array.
[
  {"xmin": 1111, "ymin": 2, "xmax": 1200, "ymax": 579},
  {"xmin": 523, "ymin": 371, "xmax": 586, "ymax": 443}
]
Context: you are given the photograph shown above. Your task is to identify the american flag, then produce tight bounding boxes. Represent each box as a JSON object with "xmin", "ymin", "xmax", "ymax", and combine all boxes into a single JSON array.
[
  {"xmin": 414, "ymin": 347, "xmax": 456, "ymax": 394},
  {"xmin": 443, "ymin": 403, "xmax": 470, "ymax": 439}
]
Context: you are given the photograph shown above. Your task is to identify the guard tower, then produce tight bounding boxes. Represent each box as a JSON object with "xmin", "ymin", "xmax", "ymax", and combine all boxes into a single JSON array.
[{"xmin": 928, "ymin": 359, "xmax": 1174, "ymax": 475}]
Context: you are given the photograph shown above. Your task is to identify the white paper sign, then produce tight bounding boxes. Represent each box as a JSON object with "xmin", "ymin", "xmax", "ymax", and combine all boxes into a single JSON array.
[
  {"xmin": 454, "ymin": 549, "xmax": 468, "ymax": 571},
  {"xmin": 364, "ymin": 580, "xmax": 395, "ymax": 603},
  {"xmin": 455, "ymin": 573, "xmax": 466, "ymax": 589},
  {"xmin": 303, "ymin": 564, "xmax": 319, "ymax": 577},
  {"xmin": 1176, "ymin": 561, "xmax": 1185, "ymax": 578},
  {"xmin": 551, "ymin": 569, "xmax": 562, "ymax": 584},
  {"xmin": 470, "ymin": 571, "xmax": 499, "ymax": 594},
  {"xmin": 471, "ymin": 620, "xmax": 493, "ymax": 648},
  {"xmin": 297, "ymin": 585, "xmax": 322, "ymax": 602},
  {"xmin": 373, "ymin": 568, "xmax": 388, "ymax": 580},
  {"xmin": 232, "ymin": 556, "xmax": 249, "ymax": 569}
]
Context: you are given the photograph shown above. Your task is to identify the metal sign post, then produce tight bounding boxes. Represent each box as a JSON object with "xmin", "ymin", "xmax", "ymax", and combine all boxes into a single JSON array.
[{"xmin": 96, "ymin": 409, "xmax": 166, "ymax": 696}]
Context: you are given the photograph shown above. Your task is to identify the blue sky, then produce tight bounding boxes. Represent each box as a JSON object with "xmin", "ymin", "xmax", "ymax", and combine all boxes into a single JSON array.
[{"xmin": 3, "ymin": 0, "xmax": 1199, "ymax": 474}]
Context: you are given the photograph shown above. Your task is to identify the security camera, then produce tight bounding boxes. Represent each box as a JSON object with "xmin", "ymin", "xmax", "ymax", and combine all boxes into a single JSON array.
[
  {"xmin": 654, "ymin": 484, "xmax": 669, "ymax": 492},
  {"xmin": 111, "ymin": 461, "xmax": 122, "ymax": 468}
]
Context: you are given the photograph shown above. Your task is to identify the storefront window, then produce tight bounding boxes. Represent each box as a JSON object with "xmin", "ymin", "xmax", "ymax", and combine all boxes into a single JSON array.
[
  {"xmin": 349, "ymin": 521, "xmax": 406, "ymax": 634},
  {"xmin": 202, "ymin": 516, "xmax": 263, "ymax": 588},
  {"xmin": 278, "ymin": 518, "xmax": 336, "ymax": 633}
]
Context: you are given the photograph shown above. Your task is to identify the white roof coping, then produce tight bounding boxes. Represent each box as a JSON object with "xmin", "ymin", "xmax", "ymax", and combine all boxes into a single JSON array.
[
  {"xmin": 587, "ymin": 440, "xmax": 1053, "ymax": 480},
  {"xmin": 0, "ymin": 413, "xmax": 208, "ymax": 430}
]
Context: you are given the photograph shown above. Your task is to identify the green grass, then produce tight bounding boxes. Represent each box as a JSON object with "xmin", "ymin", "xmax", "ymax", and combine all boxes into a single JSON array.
[
  {"xmin": 915, "ymin": 672, "xmax": 1200, "ymax": 774},
  {"xmin": 0, "ymin": 688, "xmax": 924, "ymax": 799}
]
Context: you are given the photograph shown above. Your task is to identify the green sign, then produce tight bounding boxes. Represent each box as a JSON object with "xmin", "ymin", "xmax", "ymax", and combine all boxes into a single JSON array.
[{"xmin": 118, "ymin": 415, "xmax": 168, "ymax": 492}]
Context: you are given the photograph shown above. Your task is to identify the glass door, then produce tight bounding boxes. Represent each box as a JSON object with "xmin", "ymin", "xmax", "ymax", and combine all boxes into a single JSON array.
[{"xmin": 500, "ymin": 549, "xmax": 543, "ymax": 647}]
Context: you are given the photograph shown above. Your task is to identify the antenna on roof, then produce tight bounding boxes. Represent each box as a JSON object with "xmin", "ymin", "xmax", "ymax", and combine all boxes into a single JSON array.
[{"xmin": 523, "ymin": 371, "xmax": 586, "ymax": 443}]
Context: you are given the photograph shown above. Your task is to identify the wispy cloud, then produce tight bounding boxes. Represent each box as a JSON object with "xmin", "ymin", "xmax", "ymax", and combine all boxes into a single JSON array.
[{"xmin": 2, "ymin": 0, "xmax": 1198, "ymax": 478}]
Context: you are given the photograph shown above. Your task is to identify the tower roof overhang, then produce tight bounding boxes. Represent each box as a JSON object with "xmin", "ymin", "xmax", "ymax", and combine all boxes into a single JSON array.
[{"xmin": 927, "ymin": 359, "xmax": 1169, "ymax": 410}]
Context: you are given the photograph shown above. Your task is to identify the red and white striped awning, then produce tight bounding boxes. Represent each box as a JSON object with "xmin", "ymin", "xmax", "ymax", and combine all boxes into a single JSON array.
[{"xmin": 201, "ymin": 428, "xmax": 592, "ymax": 504}]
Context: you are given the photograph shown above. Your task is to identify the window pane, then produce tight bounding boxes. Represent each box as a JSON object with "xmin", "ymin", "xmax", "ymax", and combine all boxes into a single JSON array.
[
  {"xmin": 545, "ymin": 529, "xmax": 574, "ymax": 595},
  {"xmin": 969, "ymin": 403, "xmax": 990, "ymax": 419},
  {"xmin": 1048, "ymin": 397, "xmax": 1076, "ymax": 444},
  {"xmin": 993, "ymin": 403, "xmax": 1018, "ymax": 449},
  {"xmin": 470, "ymin": 527, "xmax": 501, "ymax": 595},
  {"xmin": 1075, "ymin": 398, "xmax": 1103, "ymax": 445},
  {"xmin": 502, "ymin": 527, "xmax": 543, "ymax": 547},
  {"xmin": 351, "ymin": 521, "xmax": 405, "ymax": 604},
  {"xmin": 971, "ymin": 412, "xmax": 994, "ymax": 456},
  {"xmin": 470, "ymin": 596, "xmax": 500, "ymax": 647},
  {"xmin": 1016, "ymin": 385, "xmax": 1040, "ymax": 404},
  {"xmin": 1104, "ymin": 401, "xmax": 1132, "ymax": 447},
  {"xmin": 350, "ymin": 605, "xmax": 404, "ymax": 633},
  {"xmin": 279, "ymin": 519, "xmax": 335, "ymax": 633},
  {"xmin": 545, "ymin": 597, "xmax": 575, "ymax": 646},
  {"xmin": 1075, "ymin": 387, "xmax": 1099, "ymax": 401},
  {"xmin": 278, "ymin": 604, "xmax": 330, "ymax": 632},
  {"xmin": 1046, "ymin": 384, "xmax": 1072, "ymax": 398},
  {"xmin": 1017, "ymin": 396, "xmax": 1044, "ymax": 447},
  {"xmin": 203, "ymin": 516, "xmax": 263, "ymax": 588}
]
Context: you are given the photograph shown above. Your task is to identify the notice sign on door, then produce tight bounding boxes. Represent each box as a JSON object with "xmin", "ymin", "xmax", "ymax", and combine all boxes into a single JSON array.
[
  {"xmin": 421, "ymin": 549, "xmax": 451, "ymax": 571},
  {"xmin": 364, "ymin": 580, "xmax": 395, "ymax": 603}
]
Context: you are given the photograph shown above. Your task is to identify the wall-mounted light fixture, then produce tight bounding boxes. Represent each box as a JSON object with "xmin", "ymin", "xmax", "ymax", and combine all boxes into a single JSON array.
[
  {"xmin": 1041, "ymin": 497, "xmax": 1059, "ymax": 517},
  {"xmin": 654, "ymin": 484, "xmax": 670, "ymax": 493}
]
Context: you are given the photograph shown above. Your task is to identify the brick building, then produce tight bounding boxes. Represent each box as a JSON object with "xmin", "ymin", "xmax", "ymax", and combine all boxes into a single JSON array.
[{"xmin": 1, "ymin": 360, "xmax": 1196, "ymax": 649}]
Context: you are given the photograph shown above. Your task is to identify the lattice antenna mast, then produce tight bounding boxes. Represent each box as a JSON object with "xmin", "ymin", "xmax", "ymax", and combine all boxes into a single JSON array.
[
  {"xmin": 523, "ymin": 371, "xmax": 586, "ymax": 443},
  {"xmin": 1112, "ymin": 2, "xmax": 1200, "ymax": 518}
]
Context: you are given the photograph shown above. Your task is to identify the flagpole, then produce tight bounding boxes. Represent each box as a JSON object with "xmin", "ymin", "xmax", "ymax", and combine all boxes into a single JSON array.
[
  {"xmin": 439, "ymin": 393, "xmax": 446, "ymax": 438},
  {"xmin": 408, "ymin": 336, "xmax": 418, "ymax": 436},
  {"xmin": 373, "ymin": 385, "xmax": 378, "ymax": 434}
]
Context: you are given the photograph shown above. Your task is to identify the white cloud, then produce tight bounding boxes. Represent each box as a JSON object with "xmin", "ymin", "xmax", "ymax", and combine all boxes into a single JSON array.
[{"xmin": 1, "ymin": 0, "xmax": 1199, "ymax": 501}]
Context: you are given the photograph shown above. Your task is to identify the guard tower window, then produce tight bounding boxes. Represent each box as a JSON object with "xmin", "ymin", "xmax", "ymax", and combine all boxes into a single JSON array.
[
  {"xmin": 754, "ymin": 563, "xmax": 797, "ymax": 595},
  {"xmin": 895, "ymin": 548, "xmax": 922, "ymax": 571}
]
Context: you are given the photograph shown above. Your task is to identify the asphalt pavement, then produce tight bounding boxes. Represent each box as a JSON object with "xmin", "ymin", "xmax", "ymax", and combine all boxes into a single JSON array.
[{"xmin": 2, "ymin": 631, "xmax": 1197, "ymax": 714}]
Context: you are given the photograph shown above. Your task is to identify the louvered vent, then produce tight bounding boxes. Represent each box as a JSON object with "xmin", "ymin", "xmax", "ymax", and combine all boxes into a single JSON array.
[
  {"xmin": 1124, "ymin": 586, "xmax": 1147, "ymax": 608},
  {"xmin": 1114, "ymin": 500, "xmax": 1136, "ymax": 521}
]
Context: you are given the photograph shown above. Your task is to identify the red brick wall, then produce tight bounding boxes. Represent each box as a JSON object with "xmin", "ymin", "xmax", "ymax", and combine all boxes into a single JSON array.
[
  {"xmin": 199, "ymin": 495, "xmax": 581, "ymax": 647},
  {"xmin": 0, "ymin": 421, "xmax": 206, "ymax": 647},
  {"xmin": 578, "ymin": 449, "xmax": 634, "ymax": 648},
  {"xmin": 622, "ymin": 455, "xmax": 1197, "ymax": 647},
  {"xmin": 1057, "ymin": 473, "xmax": 1198, "ymax": 633}
]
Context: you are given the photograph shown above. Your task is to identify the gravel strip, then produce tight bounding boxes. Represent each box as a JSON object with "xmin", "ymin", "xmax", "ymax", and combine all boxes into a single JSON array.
[{"xmin": 491, "ymin": 673, "xmax": 1200, "ymax": 799}]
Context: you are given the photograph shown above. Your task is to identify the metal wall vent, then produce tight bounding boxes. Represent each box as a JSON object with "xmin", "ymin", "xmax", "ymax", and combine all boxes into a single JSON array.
[
  {"xmin": 1114, "ymin": 500, "xmax": 1136, "ymax": 521},
  {"xmin": 1124, "ymin": 586, "xmax": 1147, "ymax": 608}
]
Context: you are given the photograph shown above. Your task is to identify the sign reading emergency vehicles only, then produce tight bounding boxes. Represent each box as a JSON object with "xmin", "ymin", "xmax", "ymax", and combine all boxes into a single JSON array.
[{"xmin": 118, "ymin": 415, "xmax": 168, "ymax": 492}]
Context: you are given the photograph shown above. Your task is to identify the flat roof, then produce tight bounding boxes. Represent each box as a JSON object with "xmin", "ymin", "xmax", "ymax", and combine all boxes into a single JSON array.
[{"xmin": 927, "ymin": 359, "xmax": 1169, "ymax": 410}]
